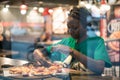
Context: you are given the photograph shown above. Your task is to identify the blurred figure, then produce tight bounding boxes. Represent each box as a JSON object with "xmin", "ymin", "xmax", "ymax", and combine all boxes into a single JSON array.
[
  {"xmin": 0, "ymin": 34, "xmax": 3, "ymax": 49},
  {"xmin": 0, "ymin": 22, "xmax": 3, "ymax": 49},
  {"xmin": 41, "ymin": 8, "xmax": 52, "ymax": 42}
]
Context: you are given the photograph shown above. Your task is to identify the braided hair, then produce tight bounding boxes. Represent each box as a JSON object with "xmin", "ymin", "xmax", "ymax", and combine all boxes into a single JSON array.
[{"xmin": 69, "ymin": 7, "xmax": 91, "ymax": 29}]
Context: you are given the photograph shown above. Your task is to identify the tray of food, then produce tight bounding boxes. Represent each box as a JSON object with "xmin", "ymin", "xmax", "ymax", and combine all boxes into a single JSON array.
[
  {"xmin": 0, "ymin": 56, "xmax": 83, "ymax": 79},
  {"xmin": 2, "ymin": 61, "xmax": 71, "ymax": 79}
]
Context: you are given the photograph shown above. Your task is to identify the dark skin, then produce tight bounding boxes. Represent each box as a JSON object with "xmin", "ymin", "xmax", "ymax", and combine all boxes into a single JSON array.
[
  {"xmin": 67, "ymin": 16, "xmax": 105, "ymax": 74},
  {"xmin": 67, "ymin": 16, "xmax": 87, "ymax": 42},
  {"xmin": 33, "ymin": 16, "xmax": 105, "ymax": 75}
]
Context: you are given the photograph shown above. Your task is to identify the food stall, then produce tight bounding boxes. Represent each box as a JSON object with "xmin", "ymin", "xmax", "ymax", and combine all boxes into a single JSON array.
[{"xmin": 0, "ymin": 0, "xmax": 120, "ymax": 80}]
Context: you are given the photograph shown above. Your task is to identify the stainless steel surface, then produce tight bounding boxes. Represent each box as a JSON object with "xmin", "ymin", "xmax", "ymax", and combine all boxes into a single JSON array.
[{"xmin": 0, "ymin": 57, "xmax": 28, "ymax": 67}]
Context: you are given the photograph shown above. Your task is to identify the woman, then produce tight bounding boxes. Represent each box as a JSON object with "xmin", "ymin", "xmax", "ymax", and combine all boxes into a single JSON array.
[{"xmin": 33, "ymin": 7, "xmax": 112, "ymax": 75}]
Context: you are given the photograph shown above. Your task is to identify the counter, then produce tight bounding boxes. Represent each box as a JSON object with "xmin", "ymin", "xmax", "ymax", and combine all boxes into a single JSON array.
[
  {"xmin": 0, "ymin": 71, "xmax": 120, "ymax": 80},
  {"xmin": 71, "ymin": 75, "xmax": 120, "ymax": 80},
  {"xmin": 0, "ymin": 57, "xmax": 120, "ymax": 80}
]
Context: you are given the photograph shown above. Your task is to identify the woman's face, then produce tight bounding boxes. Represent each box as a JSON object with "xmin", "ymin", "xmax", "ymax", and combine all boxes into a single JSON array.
[{"xmin": 67, "ymin": 17, "xmax": 84, "ymax": 39}]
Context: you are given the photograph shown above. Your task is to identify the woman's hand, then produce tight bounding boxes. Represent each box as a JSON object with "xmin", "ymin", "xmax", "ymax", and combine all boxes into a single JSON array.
[
  {"xmin": 33, "ymin": 49, "xmax": 46, "ymax": 61},
  {"xmin": 33, "ymin": 49, "xmax": 52, "ymax": 67}
]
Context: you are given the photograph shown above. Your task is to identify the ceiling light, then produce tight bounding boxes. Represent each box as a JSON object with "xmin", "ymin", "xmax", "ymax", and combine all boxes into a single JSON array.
[
  {"xmin": 38, "ymin": 7, "xmax": 44, "ymax": 13},
  {"xmin": 2, "ymin": 7, "xmax": 8, "ymax": 12},
  {"xmin": 20, "ymin": 4, "xmax": 28, "ymax": 15}
]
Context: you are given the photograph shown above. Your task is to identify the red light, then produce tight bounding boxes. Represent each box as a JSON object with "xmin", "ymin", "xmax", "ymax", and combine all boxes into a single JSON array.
[
  {"xmin": 101, "ymin": 0, "xmax": 107, "ymax": 4},
  {"xmin": 20, "ymin": 4, "xmax": 28, "ymax": 10}
]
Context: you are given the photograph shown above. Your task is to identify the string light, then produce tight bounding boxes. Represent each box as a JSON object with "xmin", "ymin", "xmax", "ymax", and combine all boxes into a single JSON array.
[
  {"xmin": 38, "ymin": 7, "xmax": 44, "ymax": 13},
  {"xmin": 20, "ymin": 4, "xmax": 28, "ymax": 15},
  {"xmin": 2, "ymin": 5, "xmax": 10, "ymax": 12}
]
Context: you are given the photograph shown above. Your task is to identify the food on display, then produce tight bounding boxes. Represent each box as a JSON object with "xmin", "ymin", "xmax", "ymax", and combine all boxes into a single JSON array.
[{"xmin": 9, "ymin": 62, "xmax": 63, "ymax": 76}]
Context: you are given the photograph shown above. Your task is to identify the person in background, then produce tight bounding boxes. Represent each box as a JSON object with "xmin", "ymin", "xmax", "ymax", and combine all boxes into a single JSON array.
[
  {"xmin": 33, "ymin": 7, "xmax": 112, "ymax": 75},
  {"xmin": 0, "ymin": 34, "xmax": 3, "ymax": 49},
  {"xmin": 40, "ymin": 8, "xmax": 53, "ymax": 42},
  {"xmin": 0, "ymin": 22, "xmax": 3, "ymax": 49},
  {"xmin": 107, "ymin": 4, "xmax": 120, "ymax": 22},
  {"xmin": 0, "ymin": 30, "xmax": 11, "ymax": 50}
]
